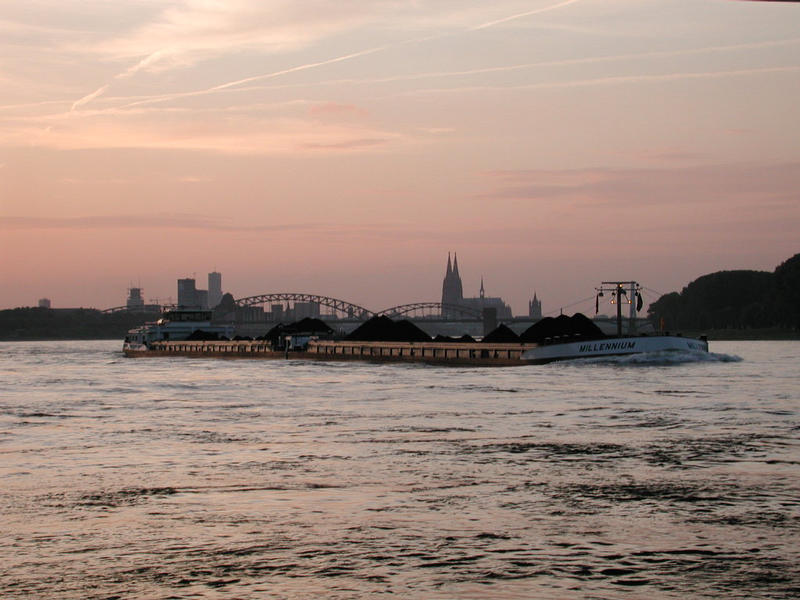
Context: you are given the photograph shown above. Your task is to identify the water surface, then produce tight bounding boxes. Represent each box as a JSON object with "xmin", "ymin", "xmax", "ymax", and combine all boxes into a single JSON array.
[{"xmin": 1, "ymin": 340, "xmax": 798, "ymax": 598}]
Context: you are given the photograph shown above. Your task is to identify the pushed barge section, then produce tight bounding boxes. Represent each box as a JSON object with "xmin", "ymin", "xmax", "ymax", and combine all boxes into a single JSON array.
[
  {"xmin": 125, "ymin": 339, "xmax": 533, "ymax": 367},
  {"xmin": 125, "ymin": 335, "xmax": 708, "ymax": 365}
]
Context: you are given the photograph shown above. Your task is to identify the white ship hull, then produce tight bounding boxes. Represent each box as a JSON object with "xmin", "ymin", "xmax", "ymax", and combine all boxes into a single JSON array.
[
  {"xmin": 521, "ymin": 335, "xmax": 708, "ymax": 364},
  {"xmin": 123, "ymin": 307, "xmax": 235, "ymax": 354}
]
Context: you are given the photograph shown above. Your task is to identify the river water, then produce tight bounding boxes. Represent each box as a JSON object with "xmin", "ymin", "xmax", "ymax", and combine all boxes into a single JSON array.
[{"xmin": 1, "ymin": 340, "xmax": 798, "ymax": 599}]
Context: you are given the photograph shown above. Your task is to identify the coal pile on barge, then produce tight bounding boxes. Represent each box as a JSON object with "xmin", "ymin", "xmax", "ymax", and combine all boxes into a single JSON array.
[
  {"xmin": 265, "ymin": 318, "xmax": 334, "ymax": 346},
  {"xmin": 345, "ymin": 316, "xmax": 431, "ymax": 342},
  {"xmin": 520, "ymin": 313, "xmax": 605, "ymax": 343},
  {"xmin": 482, "ymin": 324, "xmax": 520, "ymax": 343}
]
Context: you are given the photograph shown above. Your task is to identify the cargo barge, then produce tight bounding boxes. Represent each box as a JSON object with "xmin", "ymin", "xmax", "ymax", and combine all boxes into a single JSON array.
[
  {"xmin": 124, "ymin": 335, "xmax": 707, "ymax": 365},
  {"xmin": 123, "ymin": 281, "xmax": 709, "ymax": 365},
  {"xmin": 125, "ymin": 338, "xmax": 532, "ymax": 366}
]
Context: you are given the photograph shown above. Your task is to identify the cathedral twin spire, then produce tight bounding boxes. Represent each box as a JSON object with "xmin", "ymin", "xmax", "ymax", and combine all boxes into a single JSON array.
[
  {"xmin": 442, "ymin": 252, "xmax": 463, "ymax": 305},
  {"xmin": 442, "ymin": 253, "xmax": 542, "ymax": 319},
  {"xmin": 445, "ymin": 252, "xmax": 460, "ymax": 277}
]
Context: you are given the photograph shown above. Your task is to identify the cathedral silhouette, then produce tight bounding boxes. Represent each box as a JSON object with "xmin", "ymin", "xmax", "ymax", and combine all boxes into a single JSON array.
[{"xmin": 440, "ymin": 253, "xmax": 513, "ymax": 319}]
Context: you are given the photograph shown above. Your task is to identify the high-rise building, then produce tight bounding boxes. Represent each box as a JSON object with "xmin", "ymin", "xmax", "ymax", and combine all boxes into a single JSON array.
[
  {"xmin": 178, "ymin": 273, "xmax": 219, "ymax": 309},
  {"xmin": 177, "ymin": 278, "xmax": 199, "ymax": 308},
  {"xmin": 38, "ymin": 298, "xmax": 51, "ymax": 309},
  {"xmin": 208, "ymin": 271, "xmax": 222, "ymax": 309}
]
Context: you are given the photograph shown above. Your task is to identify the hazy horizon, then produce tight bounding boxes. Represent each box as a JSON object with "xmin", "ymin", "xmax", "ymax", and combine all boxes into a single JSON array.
[{"xmin": 2, "ymin": 0, "xmax": 798, "ymax": 315}]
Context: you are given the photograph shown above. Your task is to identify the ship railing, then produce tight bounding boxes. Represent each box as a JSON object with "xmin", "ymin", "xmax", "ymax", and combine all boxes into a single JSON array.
[{"xmin": 307, "ymin": 340, "xmax": 532, "ymax": 361}]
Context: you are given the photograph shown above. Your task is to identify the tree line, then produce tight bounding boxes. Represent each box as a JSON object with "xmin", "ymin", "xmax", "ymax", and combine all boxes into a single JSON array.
[
  {"xmin": 0, "ymin": 308, "xmax": 154, "ymax": 340},
  {"xmin": 647, "ymin": 253, "xmax": 800, "ymax": 331}
]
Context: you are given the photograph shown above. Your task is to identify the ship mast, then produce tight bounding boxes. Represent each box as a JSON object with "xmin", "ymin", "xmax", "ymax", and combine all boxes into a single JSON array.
[{"xmin": 597, "ymin": 281, "xmax": 641, "ymax": 337}]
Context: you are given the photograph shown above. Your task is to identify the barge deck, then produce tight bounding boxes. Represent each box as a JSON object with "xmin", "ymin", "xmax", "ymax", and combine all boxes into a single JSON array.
[{"xmin": 124, "ymin": 339, "xmax": 534, "ymax": 366}]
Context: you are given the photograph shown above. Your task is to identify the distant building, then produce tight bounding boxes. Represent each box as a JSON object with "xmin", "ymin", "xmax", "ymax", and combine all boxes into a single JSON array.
[
  {"xmin": 271, "ymin": 304, "xmax": 284, "ymax": 321},
  {"xmin": 293, "ymin": 301, "xmax": 321, "ymax": 320},
  {"xmin": 235, "ymin": 305, "xmax": 266, "ymax": 322},
  {"xmin": 529, "ymin": 292, "xmax": 542, "ymax": 320},
  {"xmin": 120, "ymin": 287, "xmax": 161, "ymax": 313},
  {"xmin": 177, "ymin": 272, "xmax": 226, "ymax": 309},
  {"xmin": 197, "ymin": 289, "xmax": 209, "ymax": 311},
  {"xmin": 177, "ymin": 278, "xmax": 200, "ymax": 308},
  {"xmin": 126, "ymin": 287, "xmax": 145, "ymax": 311},
  {"xmin": 38, "ymin": 298, "xmax": 51, "ymax": 309},
  {"xmin": 440, "ymin": 253, "xmax": 512, "ymax": 319},
  {"xmin": 208, "ymin": 271, "xmax": 222, "ymax": 309},
  {"xmin": 441, "ymin": 253, "xmax": 464, "ymax": 314}
]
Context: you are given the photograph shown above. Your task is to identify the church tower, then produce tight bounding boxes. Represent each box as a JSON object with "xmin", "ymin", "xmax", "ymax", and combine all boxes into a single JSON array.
[
  {"xmin": 441, "ymin": 253, "xmax": 464, "ymax": 312},
  {"xmin": 451, "ymin": 253, "xmax": 463, "ymax": 301},
  {"xmin": 529, "ymin": 292, "xmax": 542, "ymax": 320},
  {"xmin": 441, "ymin": 253, "xmax": 452, "ymax": 305}
]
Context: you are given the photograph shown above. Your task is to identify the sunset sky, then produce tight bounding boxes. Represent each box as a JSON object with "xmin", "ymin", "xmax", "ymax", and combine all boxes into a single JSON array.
[{"xmin": 2, "ymin": 0, "xmax": 798, "ymax": 315}]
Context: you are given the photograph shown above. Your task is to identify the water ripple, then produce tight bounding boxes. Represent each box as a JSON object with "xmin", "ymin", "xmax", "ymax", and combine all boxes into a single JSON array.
[{"xmin": 0, "ymin": 339, "xmax": 797, "ymax": 599}]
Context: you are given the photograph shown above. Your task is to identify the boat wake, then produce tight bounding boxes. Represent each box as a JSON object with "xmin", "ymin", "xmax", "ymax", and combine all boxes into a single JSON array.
[{"xmin": 562, "ymin": 349, "xmax": 742, "ymax": 367}]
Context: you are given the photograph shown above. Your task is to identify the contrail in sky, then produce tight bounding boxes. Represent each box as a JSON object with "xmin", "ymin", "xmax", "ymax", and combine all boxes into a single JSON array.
[
  {"xmin": 207, "ymin": 46, "xmax": 392, "ymax": 92},
  {"xmin": 71, "ymin": 50, "xmax": 166, "ymax": 111},
  {"xmin": 70, "ymin": 0, "xmax": 582, "ymax": 110},
  {"xmin": 393, "ymin": 65, "xmax": 800, "ymax": 97},
  {"xmin": 119, "ymin": 50, "xmax": 166, "ymax": 78},
  {"xmin": 301, "ymin": 38, "xmax": 800, "ymax": 87},
  {"xmin": 207, "ymin": 0, "xmax": 583, "ymax": 93},
  {"xmin": 71, "ymin": 84, "xmax": 109, "ymax": 111},
  {"xmin": 84, "ymin": 34, "xmax": 800, "ymax": 114},
  {"xmin": 470, "ymin": 0, "xmax": 582, "ymax": 30}
]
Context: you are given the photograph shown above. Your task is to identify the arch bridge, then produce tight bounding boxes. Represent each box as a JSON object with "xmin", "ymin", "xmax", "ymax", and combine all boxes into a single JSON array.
[
  {"xmin": 101, "ymin": 305, "xmax": 166, "ymax": 314},
  {"xmin": 376, "ymin": 302, "xmax": 483, "ymax": 320},
  {"xmin": 101, "ymin": 306, "xmax": 129, "ymax": 314},
  {"xmin": 103, "ymin": 296, "xmax": 484, "ymax": 322},
  {"xmin": 235, "ymin": 293, "xmax": 374, "ymax": 320}
]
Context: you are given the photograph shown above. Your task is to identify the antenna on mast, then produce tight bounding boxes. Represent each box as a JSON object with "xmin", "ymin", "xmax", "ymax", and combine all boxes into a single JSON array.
[{"xmin": 597, "ymin": 281, "xmax": 641, "ymax": 337}]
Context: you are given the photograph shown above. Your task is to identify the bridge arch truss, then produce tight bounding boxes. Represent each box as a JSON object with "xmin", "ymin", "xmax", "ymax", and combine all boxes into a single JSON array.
[
  {"xmin": 101, "ymin": 305, "xmax": 167, "ymax": 314},
  {"xmin": 235, "ymin": 293, "xmax": 374, "ymax": 319},
  {"xmin": 376, "ymin": 302, "xmax": 483, "ymax": 320}
]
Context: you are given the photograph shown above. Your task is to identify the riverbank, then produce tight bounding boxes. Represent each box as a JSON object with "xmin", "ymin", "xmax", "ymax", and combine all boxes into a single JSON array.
[
  {"xmin": 683, "ymin": 328, "xmax": 800, "ymax": 341},
  {"xmin": 0, "ymin": 307, "xmax": 155, "ymax": 341}
]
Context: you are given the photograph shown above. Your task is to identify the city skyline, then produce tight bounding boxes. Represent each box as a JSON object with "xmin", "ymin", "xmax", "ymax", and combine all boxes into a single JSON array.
[
  {"xmin": 2, "ymin": 1, "xmax": 799, "ymax": 314},
  {"xmin": 27, "ymin": 257, "xmax": 537, "ymax": 317}
]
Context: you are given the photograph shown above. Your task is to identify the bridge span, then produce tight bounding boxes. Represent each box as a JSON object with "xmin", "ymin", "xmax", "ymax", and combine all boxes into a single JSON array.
[
  {"xmin": 229, "ymin": 294, "xmax": 493, "ymax": 338},
  {"xmin": 235, "ymin": 293, "xmax": 374, "ymax": 319},
  {"xmin": 234, "ymin": 293, "xmax": 484, "ymax": 322},
  {"xmin": 103, "ymin": 295, "xmax": 485, "ymax": 322},
  {"xmin": 376, "ymin": 302, "xmax": 482, "ymax": 320}
]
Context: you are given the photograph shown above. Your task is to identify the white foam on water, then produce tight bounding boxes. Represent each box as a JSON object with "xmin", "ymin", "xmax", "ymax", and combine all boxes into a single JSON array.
[{"xmin": 564, "ymin": 349, "xmax": 743, "ymax": 366}]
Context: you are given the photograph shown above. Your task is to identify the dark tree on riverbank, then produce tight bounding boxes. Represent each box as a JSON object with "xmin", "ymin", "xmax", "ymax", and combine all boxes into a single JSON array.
[
  {"xmin": 647, "ymin": 253, "xmax": 800, "ymax": 331},
  {"xmin": 0, "ymin": 308, "xmax": 156, "ymax": 340},
  {"xmin": 774, "ymin": 253, "xmax": 800, "ymax": 329}
]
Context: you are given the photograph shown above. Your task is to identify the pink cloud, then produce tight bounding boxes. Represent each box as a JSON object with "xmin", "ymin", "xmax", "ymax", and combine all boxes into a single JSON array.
[
  {"xmin": 301, "ymin": 137, "xmax": 387, "ymax": 150},
  {"xmin": 480, "ymin": 162, "xmax": 800, "ymax": 208},
  {"xmin": 309, "ymin": 102, "xmax": 369, "ymax": 120}
]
